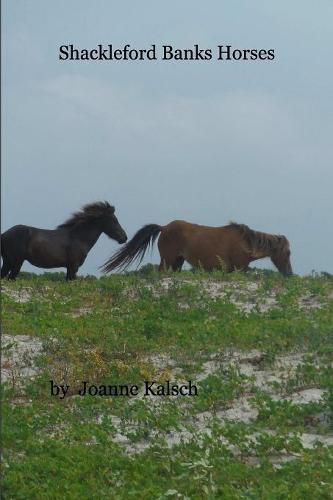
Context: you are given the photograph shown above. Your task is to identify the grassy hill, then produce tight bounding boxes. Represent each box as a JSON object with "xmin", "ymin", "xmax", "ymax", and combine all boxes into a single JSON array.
[{"xmin": 2, "ymin": 270, "xmax": 333, "ymax": 499}]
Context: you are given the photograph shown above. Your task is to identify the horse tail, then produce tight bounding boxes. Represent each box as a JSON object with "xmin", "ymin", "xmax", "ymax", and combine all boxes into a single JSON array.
[{"xmin": 101, "ymin": 224, "xmax": 162, "ymax": 273}]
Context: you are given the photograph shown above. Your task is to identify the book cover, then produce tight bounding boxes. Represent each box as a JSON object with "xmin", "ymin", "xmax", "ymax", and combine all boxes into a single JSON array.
[{"xmin": 2, "ymin": 1, "xmax": 333, "ymax": 498}]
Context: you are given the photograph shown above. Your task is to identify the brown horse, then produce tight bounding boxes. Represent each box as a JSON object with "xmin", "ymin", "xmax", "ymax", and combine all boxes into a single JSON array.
[{"xmin": 102, "ymin": 220, "xmax": 293, "ymax": 276}]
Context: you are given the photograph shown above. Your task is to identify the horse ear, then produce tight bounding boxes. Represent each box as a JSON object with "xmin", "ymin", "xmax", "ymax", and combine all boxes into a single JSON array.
[
  {"xmin": 105, "ymin": 201, "xmax": 115, "ymax": 214},
  {"xmin": 280, "ymin": 235, "xmax": 288, "ymax": 246}
]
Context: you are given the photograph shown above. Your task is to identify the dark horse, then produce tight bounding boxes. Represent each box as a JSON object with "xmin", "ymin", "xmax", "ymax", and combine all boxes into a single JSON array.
[
  {"xmin": 102, "ymin": 220, "xmax": 292, "ymax": 276},
  {"xmin": 1, "ymin": 202, "xmax": 127, "ymax": 280}
]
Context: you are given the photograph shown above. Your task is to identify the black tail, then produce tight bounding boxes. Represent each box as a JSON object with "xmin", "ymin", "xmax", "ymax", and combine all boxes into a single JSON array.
[{"xmin": 101, "ymin": 224, "xmax": 162, "ymax": 273}]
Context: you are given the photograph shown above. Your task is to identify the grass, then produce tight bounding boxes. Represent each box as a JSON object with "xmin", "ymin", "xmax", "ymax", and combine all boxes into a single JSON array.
[{"xmin": 1, "ymin": 269, "xmax": 333, "ymax": 499}]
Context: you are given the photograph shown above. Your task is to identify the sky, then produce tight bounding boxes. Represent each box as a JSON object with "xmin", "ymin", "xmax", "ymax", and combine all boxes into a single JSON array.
[{"xmin": 2, "ymin": 1, "xmax": 333, "ymax": 276}]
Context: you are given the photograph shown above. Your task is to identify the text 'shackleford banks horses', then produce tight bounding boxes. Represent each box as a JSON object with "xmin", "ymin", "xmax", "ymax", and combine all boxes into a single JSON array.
[
  {"xmin": 1, "ymin": 202, "xmax": 127, "ymax": 280},
  {"xmin": 102, "ymin": 221, "xmax": 292, "ymax": 276}
]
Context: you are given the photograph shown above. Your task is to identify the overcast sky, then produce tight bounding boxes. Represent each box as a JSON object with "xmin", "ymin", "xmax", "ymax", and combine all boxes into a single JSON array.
[{"xmin": 2, "ymin": 1, "xmax": 333, "ymax": 276}]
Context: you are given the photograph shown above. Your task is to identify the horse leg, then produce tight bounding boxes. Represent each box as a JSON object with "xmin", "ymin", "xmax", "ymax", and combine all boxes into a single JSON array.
[
  {"xmin": 1, "ymin": 259, "xmax": 11, "ymax": 278},
  {"xmin": 158, "ymin": 233, "xmax": 185, "ymax": 272},
  {"xmin": 159, "ymin": 256, "xmax": 184, "ymax": 272},
  {"xmin": 7, "ymin": 260, "xmax": 24, "ymax": 280},
  {"xmin": 172, "ymin": 256, "xmax": 184, "ymax": 271},
  {"xmin": 66, "ymin": 263, "xmax": 79, "ymax": 281},
  {"xmin": 159, "ymin": 259, "xmax": 168, "ymax": 272}
]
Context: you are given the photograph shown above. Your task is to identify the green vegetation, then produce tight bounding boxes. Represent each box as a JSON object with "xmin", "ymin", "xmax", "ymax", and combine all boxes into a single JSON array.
[{"xmin": 2, "ymin": 270, "xmax": 333, "ymax": 499}]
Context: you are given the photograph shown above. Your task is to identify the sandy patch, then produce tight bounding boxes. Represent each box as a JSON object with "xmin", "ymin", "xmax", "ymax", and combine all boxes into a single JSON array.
[
  {"xmin": 2, "ymin": 334, "xmax": 43, "ymax": 383},
  {"xmin": 104, "ymin": 349, "xmax": 332, "ymax": 457},
  {"xmin": 298, "ymin": 293, "xmax": 323, "ymax": 310},
  {"xmin": 2, "ymin": 286, "xmax": 33, "ymax": 303},
  {"xmin": 69, "ymin": 307, "xmax": 93, "ymax": 318}
]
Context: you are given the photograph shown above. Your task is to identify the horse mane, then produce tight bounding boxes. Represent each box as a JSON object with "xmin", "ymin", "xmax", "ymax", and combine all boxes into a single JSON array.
[
  {"xmin": 228, "ymin": 222, "xmax": 288, "ymax": 253},
  {"xmin": 57, "ymin": 201, "xmax": 114, "ymax": 229}
]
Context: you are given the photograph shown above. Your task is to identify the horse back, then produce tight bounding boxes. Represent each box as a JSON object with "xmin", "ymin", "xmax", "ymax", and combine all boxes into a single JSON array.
[
  {"xmin": 162, "ymin": 220, "xmax": 237, "ymax": 241},
  {"xmin": 159, "ymin": 220, "xmax": 226, "ymax": 256}
]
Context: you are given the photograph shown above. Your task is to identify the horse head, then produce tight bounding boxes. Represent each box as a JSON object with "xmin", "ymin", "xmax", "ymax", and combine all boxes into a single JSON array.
[
  {"xmin": 101, "ymin": 204, "xmax": 127, "ymax": 244},
  {"xmin": 270, "ymin": 236, "xmax": 293, "ymax": 276}
]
